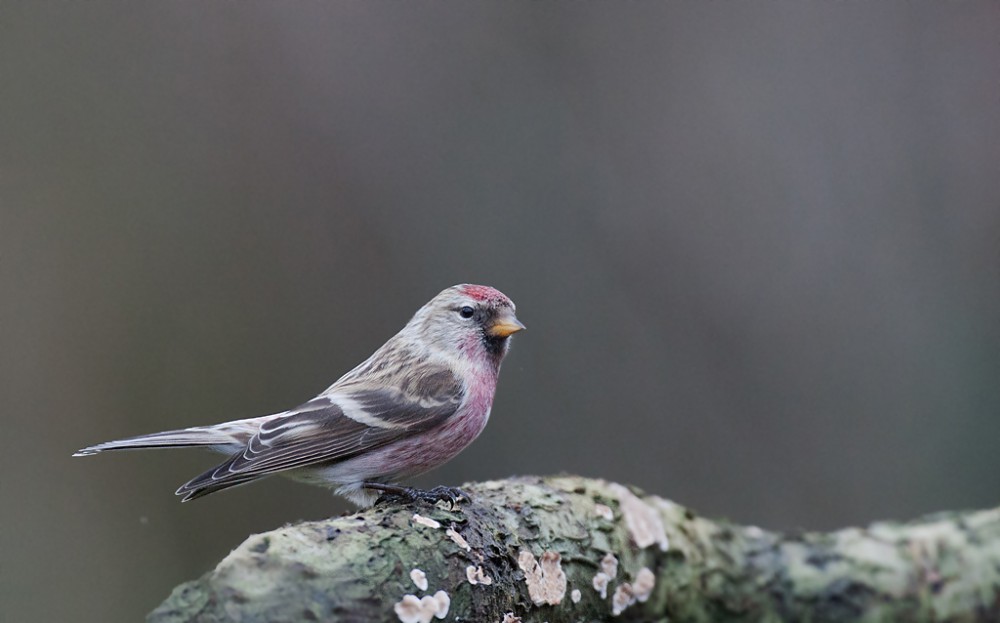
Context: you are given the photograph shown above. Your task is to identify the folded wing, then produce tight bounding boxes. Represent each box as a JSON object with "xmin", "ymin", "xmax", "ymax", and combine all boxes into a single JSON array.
[{"xmin": 176, "ymin": 371, "xmax": 464, "ymax": 501}]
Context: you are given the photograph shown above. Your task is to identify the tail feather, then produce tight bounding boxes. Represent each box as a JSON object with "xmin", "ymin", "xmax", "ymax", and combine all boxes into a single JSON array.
[
  {"xmin": 73, "ymin": 422, "xmax": 260, "ymax": 457},
  {"xmin": 74, "ymin": 416, "xmax": 277, "ymax": 501}
]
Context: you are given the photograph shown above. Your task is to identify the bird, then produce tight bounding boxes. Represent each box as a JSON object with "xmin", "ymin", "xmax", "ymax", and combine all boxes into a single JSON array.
[{"xmin": 74, "ymin": 284, "xmax": 525, "ymax": 507}]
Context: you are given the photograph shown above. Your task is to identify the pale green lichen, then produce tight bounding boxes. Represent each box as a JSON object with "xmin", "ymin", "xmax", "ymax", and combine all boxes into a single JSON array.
[{"xmin": 149, "ymin": 477, "xmax": 1000, "ymax": 623}]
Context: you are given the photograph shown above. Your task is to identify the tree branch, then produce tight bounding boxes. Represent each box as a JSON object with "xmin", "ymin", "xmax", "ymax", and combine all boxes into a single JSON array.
[{"xmin": 148, "ymin": 476, "xmax": 1000, "ymax": 622}]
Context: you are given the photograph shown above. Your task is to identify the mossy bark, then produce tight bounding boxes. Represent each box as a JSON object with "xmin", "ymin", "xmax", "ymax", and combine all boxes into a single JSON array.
[{"xmin": 149, "ymin": 476, "xmax": 1000, "ymax": 623}]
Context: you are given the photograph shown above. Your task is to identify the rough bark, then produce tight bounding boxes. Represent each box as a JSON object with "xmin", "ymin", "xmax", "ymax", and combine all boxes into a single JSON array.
[{"xmin": 149, "ymin": 476, "xmax": 1000, "ymax": 623}]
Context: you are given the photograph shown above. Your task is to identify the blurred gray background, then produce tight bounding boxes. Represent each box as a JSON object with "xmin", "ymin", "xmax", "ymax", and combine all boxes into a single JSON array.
[{"xmin": 2, "ymin": 2, "xmax": 998, "ymax": 621}]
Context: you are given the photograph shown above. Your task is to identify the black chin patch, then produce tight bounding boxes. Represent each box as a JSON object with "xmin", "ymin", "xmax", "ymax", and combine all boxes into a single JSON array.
[{"xmin": 481, "ymin": 332, "xmax": 507, "ymax": 357}]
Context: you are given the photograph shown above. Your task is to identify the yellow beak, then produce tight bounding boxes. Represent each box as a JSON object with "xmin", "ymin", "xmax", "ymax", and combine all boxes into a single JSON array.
[{"xmin": 487, "ymin": 314, "xmax": 526, "ymax": 338}]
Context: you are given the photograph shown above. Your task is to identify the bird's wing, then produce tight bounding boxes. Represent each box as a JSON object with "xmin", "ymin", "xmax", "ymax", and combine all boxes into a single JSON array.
[{"xmin": 176, "ymin": 369, "xmax": 464, "ymax": 500}]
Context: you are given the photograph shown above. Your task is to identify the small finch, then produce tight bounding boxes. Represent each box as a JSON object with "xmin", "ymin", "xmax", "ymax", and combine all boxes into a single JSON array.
[{"xmin": 74, "ymin": 284, "xmax": 524, "ymax": 507}]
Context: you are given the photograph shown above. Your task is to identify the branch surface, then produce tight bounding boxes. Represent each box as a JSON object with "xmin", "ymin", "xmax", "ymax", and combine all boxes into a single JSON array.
[{"xmin": 149, "ymin": 476, "xmax": 1000, "ymax": 622}]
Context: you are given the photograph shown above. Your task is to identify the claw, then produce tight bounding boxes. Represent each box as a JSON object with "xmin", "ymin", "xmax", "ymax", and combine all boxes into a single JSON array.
[
  {"xmin": 365, "ymin": 483, "xmax": 468, "ymax": 508},
  {"xmin": 423, "ymin": 485, "xmax": 467, "ymax": 508}
]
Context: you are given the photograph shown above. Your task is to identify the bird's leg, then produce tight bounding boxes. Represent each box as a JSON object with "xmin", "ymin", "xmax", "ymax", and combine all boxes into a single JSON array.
[{"xmin": 364, "ymin": 482, "xmax": 467, "ymax": 508}]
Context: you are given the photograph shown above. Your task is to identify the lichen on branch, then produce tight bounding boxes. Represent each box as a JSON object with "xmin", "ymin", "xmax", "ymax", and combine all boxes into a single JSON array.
[{"xmin": 148, "ymin": 476, "xmax": 1000, "ymax": 623}]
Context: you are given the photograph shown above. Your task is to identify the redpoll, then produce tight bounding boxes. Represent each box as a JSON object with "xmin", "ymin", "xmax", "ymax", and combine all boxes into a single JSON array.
[{"xmin": 74, "ymin": 284, "xmax": 524, "ymax": 507}]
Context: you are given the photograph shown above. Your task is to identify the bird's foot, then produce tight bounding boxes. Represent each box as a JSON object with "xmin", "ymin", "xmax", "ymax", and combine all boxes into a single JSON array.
[
  {"xmin": 419, "ymin": 485, "xmax": 468, "ymax": 508},
  {"xmin": 365, "ymin": 483, "xmax": 468, "ymax": 509}
]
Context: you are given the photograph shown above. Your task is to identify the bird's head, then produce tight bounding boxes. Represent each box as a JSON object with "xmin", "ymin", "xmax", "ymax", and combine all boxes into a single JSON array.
[{"xmin": 409, "ymin": 284, "xmax": 525, "ymax": 365}]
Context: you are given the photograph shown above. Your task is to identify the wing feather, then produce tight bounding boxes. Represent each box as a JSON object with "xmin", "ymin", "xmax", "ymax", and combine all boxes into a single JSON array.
[{"xmin": 176, "ymin": 368, "xmax": 464, "ymax": 500}]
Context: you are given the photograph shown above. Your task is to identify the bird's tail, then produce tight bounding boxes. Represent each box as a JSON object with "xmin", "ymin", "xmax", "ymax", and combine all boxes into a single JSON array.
[{"xmin": 73, "ymin": 419, "xmax": 264, "ymax": 457}]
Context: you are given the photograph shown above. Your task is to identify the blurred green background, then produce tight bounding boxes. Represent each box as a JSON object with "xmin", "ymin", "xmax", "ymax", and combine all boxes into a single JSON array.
[{"xmin": 2, "ymin": 2, "xmax": 998, "ymax": 621}]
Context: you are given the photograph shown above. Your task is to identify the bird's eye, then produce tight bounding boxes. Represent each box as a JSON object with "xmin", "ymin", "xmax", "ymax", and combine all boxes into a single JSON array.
[{"xmin": 459, "ymin": 306, "xmax": 475, "ymax": 319}]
